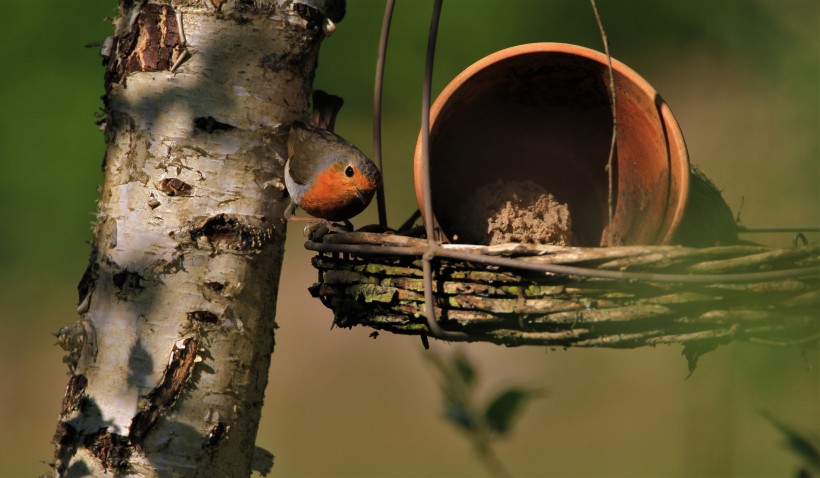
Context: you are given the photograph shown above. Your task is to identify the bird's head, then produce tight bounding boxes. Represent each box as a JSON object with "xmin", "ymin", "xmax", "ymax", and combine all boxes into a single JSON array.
[
  {"xmin": 339, "ymin": 153, "xmax": 382, "ymax": 205},
  {"xmin": 298, "ymin": 153, "xmax": 382, "ymax": 222}
]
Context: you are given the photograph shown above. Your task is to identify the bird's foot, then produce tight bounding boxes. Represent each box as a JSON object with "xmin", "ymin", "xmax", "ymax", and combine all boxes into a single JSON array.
[
  {"xmin": 301, "ymin": 220, "xmax": 354, "ymax": 241},
  {"xmin": 303, "ymin": 221, "xmax": 331, "ymax": 241}
]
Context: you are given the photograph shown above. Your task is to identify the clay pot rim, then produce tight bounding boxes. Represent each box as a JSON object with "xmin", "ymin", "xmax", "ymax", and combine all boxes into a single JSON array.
[{"xmin": 414, "ymin": 42, "xmax": 690, "ymax": 245}]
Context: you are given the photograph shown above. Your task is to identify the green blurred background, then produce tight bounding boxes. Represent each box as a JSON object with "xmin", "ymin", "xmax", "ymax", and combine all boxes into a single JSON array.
[{"xmin": 1, "ymin": 0, "xmax": 817, "ymax": 476}]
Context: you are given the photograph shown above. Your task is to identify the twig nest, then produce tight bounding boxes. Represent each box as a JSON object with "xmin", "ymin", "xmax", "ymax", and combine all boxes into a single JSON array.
[
  {"xmin": 452, "ymin": 179, "xmax": 577, "ymax": 246},
  {"xmin": 306, "ymin": 233, "xmax": 820, "ymax": 349}
]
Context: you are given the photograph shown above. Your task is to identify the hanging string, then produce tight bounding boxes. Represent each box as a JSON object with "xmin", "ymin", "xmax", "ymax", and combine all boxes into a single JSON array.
[{"xmin": 590, "ymin": 0, "xmax": 618, "ymax": 231}]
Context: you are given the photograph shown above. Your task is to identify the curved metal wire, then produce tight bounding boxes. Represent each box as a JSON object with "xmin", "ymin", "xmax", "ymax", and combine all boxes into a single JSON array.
[
  {"xmin": 421, "ymin": 0, "xmax": 441, "ymax": 246},
  {"xmin": 305, "ymin": 240, "xmax": 820, "ymax": 284},
  {"xmin": 420, "ymin": 0, "xmax": 470, "ymax": 341},
  {"xmin": 372, "ymin": 0, "xmax": 396, "ymax": 228}
]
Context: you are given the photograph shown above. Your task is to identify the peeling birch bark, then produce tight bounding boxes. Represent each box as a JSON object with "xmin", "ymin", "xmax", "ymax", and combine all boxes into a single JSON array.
[{"xmin": 50, "ymin": 0, "xmax": 343, "ymax": 476}]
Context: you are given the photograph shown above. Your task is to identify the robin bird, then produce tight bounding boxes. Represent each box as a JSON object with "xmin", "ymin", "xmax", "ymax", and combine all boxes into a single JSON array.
[{"xmin": 285, "ymin": 121, "xmax": 382, "ymax": 222}]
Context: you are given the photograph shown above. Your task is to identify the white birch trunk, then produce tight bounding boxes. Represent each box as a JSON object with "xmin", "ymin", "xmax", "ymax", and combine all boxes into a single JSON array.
[{"xmin": 50, "ymin": 0, "xmax": 342, "ymax": 475}]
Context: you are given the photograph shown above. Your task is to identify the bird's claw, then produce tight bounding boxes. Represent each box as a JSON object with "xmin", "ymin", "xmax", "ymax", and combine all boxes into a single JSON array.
[
  {"xmin": 302, "ymin": 220, "xmax": 354, "ymax": 241},
  {"xmin": 303, "ymin": 221, "xmax": 331, "ymax": 241}
]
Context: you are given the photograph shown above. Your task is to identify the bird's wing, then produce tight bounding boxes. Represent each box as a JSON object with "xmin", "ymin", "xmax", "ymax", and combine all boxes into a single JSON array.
[
  {"xmin": 287, "ymin": 121, "xmax": 353, "ymax": 185},
  {"xmin": 286, "ymin": 122, "xmax": 313, "ymax": 185}
]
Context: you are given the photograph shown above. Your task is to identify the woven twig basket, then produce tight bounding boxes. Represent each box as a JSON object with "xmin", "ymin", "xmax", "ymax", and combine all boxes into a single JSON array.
[{"xmin": 308, "ymin": 232, "xmax": 819, "ymax": 350}]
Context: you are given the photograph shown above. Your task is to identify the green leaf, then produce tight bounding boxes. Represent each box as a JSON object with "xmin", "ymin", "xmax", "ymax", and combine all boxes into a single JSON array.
[
  {"xmin": 452, "ymin": 350, "xmax": 477, "ymax": 389},
  {"xmin": 762, "ymin": 411, "xmax": 820, "ymax": 471},
  {"xmin": 424, "ymin": 353, "xmax": 450, "ymax": 381},
  {"xmin": 484, "ymin": 387, "xmax": 541, "ymax": 435},
  {"xmin": 424, "ymin": 353, "xmax": 465, "ymax": 405}
]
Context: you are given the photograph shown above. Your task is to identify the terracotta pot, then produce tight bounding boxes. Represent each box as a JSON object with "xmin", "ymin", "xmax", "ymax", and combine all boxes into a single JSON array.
[{"xmin": 414, "ymin": 42, "xmax": 689, "ymax": 246}]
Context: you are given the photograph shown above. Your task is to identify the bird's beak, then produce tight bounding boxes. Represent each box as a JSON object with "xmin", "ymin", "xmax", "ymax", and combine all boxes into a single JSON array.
[{"xmin": 355, "ymin": 187, "xmax": 368, "ymax": 204}]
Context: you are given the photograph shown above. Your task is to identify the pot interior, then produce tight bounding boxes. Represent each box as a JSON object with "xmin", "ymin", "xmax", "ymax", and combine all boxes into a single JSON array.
[{"xmin": 423, "ymin": 46, "xmax": 682, "ymax": 246}]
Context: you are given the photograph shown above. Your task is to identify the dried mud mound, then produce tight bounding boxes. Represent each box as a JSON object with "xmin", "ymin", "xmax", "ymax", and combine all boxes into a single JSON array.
[{"xmin": 452, "ymin": 180, "xmax": 577, "ymax": 246}]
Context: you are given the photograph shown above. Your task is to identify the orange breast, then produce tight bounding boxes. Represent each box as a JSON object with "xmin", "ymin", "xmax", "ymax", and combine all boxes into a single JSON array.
[{"xmin": 299, "ymin": 167, "xmax": 367, "ymax": 221}]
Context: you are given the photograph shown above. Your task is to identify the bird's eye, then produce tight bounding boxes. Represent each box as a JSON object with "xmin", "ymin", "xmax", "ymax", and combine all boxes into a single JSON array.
[{"xmin": 345, "ymin": 165, "xmax": 355, "ymax": 178}]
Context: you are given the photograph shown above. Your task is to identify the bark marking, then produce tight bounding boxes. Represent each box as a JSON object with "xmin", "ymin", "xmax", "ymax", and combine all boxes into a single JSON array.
[
  {"xmin": 107, "ymin": 4, "xmax": 186, "ymax": 83},
  {"xmin": 129, "ymin": 337, "xmax": 199, "ymax": 447},
  {"xmin": 190, "ymin": 214, "xmax": 271, "ymax": 252},
  {"xmin": 77, "ymin": 250, "xmax": 98, "ymax": 314},
  {"xmin": 60, "ymin": 374, "xmax": 89, "ymax": 417},
  {"xmin": 112, "ymin": 269, "xmax": 145, "ymax": 299},
  {"xmin": 84, "ymin": 429, "xmax": 132, "ymax": 473},
  {"xmin": 159, "ymin": 177, "xmax": 194, "ymax": 197},
  {"xmin": 194, "ymin": 116, "xmax": 236, "ymax": 133},
  {"xmin": 188, "ymin": 310, "xmax": 219, "ymax": 324},
  {"xmin": 201, "ymin": 422, "xmax": 228, "ymax": 449}
]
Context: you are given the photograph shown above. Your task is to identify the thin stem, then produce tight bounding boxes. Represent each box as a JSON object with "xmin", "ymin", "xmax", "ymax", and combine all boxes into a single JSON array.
[
  {"xmin": 474, "ymin": 441, "xmax": 512, "ymax": 478},
  {"xmin": 590, "ymin": 0, "xmax": 618, "ymax": 234}
]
